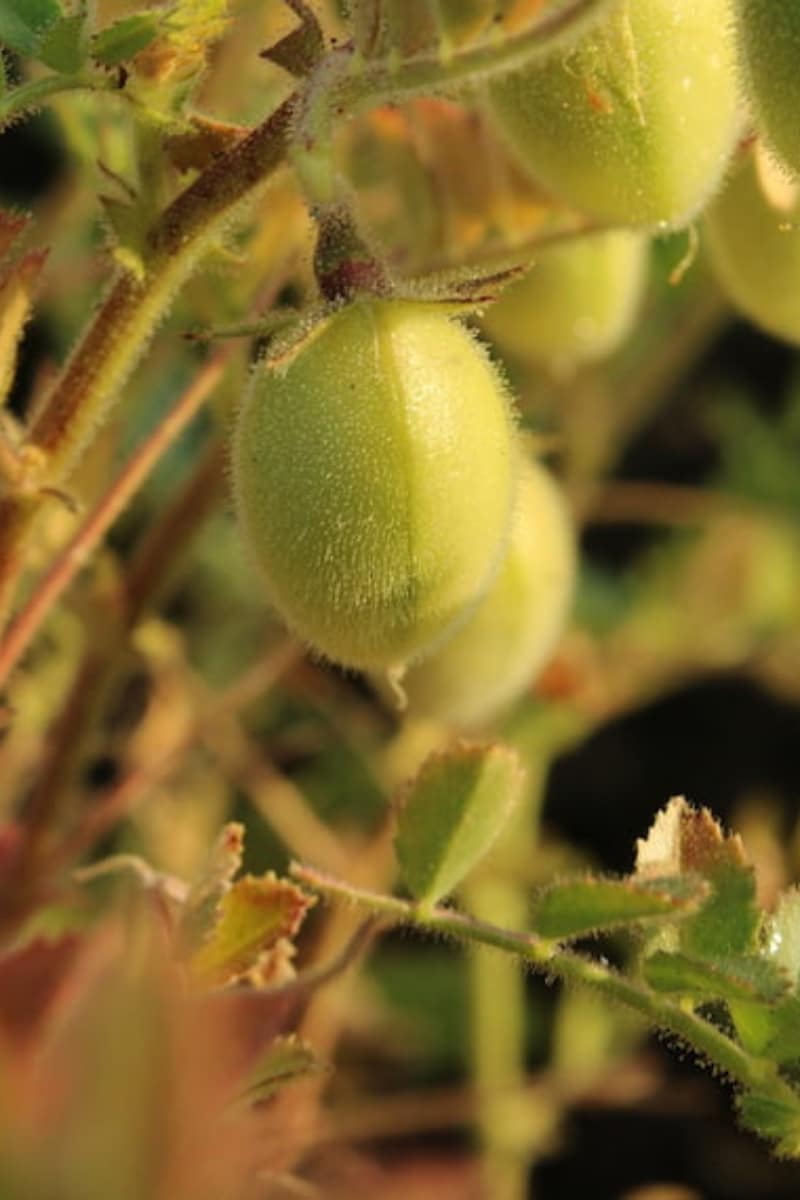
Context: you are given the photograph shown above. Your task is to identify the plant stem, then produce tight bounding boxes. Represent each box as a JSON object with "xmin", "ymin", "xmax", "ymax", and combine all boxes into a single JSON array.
[
  {"xmin": 0, "ymin": 352, "xmax": 228, "ymax": 692},
  {"xmin": 290, "ymin": 865, "xmax": 800, "ymax": 1110},
  {"xmin": 466, "ymin": 875, "xmax": 530, "ymax": 1200},
  {"xmin": 0, "ymin": 71, "xmax": 120, "ymax": 129},
  {"xmin": 462, "ymin": 722, "xmax": 562, "ymax": 1200},
  {"xmin": 57, "ymin": 639, "xmax": 301, "ymax": 865},
  {"xmin": 0, "ymin": 94, "xmax": 295, "ymax": 614}
]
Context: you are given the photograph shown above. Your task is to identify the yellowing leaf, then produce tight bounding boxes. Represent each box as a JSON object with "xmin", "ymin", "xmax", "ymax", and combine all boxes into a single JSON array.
[
  {"xmin": 238, "ymin": 1035, "xmax": 321, "ymax": 1105},
  {"xmin": 636, "ymin": 794, "xmax": 749, "ymax": 877},
  {"xmin": 191, "ymin": 874, "xmax": 313, "ymax": 986}
]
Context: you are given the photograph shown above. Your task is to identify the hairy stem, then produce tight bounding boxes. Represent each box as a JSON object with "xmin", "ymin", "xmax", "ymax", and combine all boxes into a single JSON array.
[
  {"xmin": 0, "ymin": 95, "xmax": 295, "ymax": 612},
  {"xmin": 0, "ymin": 352, "xmax": 228, "ymax": 692},
  {"xmin": 290, "ymin": 865, "xmax": 800, "ymax": 1111},
  {"xmin": 0, "ymin": 71, "xmax": 120, "ymax": 129}
]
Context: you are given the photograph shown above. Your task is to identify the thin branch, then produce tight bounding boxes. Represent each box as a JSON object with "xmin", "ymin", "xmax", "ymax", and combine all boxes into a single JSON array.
[
  {"xmin": 0, "ymin": 94, "xmax": 296, "ymax": 614},
  {"xmin": 122, "ymin": 440, "xmax": 225, "ymax": 625},
  {"xmin": 584, "ymin": 480, "xmax": 758, "ymax": 528},
  {"xmin": 0, "ymin": 71, "xmax": 120, "ymax": 130},
  {"xmin": 0, "ymin": 352, "xmax": 228, "ymax": 693},
  {"xmin": 56, "ymin": 639, "xmax": 301, "ymax": 864},
  {"xmin": 291, "ymin": 864, "xmax": 800, "ymax": 1110}
]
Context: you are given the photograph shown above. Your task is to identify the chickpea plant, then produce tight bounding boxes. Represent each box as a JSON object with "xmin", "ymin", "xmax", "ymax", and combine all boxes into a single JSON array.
[{"xmin": 3, "ymin": 0, "xmax": 800, "ymax": 1196}]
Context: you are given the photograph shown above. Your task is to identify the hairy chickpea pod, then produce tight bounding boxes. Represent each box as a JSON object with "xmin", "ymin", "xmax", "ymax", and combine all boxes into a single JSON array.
[
  {"xmin": 233, "ymin": 300, "xmax": 516, "ymax": 673},
  {"xmin": 734, "ymin": 0, "xmax": 800, "ymax": 177},
  {"xmin": 402, "ymin": 457, "xmax": 576, "ymax": 729},
  {"xmin": 489, "ymin": 0, "xmax": 740, "ymax": 229},
  {"xmin": 705, "ymin": 148, "xmax": 800, "ymax": 346},
  {"xmin": 482, "ymin": 228, "xmax": 649, "ymax": 373}
]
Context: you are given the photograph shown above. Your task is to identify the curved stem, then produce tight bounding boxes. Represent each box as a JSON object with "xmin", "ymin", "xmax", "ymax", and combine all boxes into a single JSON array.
[
  {"xmin": 291, "ymin": 864, "xmax": 800, "ymax": 1111},
  {"xmin": 0, "ymin": 71, "xmax": 120, "ymax": 129},
  {"xmin": 342, "ymin": 0, "xmax": 616, "ymax": 106},
  {"xmin": 0, "ymin": 352, "xmax": 228, "ymax": 692},
  {"xmin": 0, "ymin": 94, "xmax": 295, "ymax": 616}
]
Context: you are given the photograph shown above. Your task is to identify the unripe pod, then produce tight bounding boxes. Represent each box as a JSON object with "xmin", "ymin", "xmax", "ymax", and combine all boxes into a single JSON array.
[
  {"xmin": 233, "ymin": 301, "xmax": 516, "ymax": 671},
  {"xmin": 704, "ymin": 149, "xmax": 800, "ymax": 345},
  {"xmin": 489, "ymin": 0, "xmax": 739, "ymax": 229},
  {"xmin": 482, "ymin": 229, "xmax": 648, "ymax": 373},
  {"xmin": 734, "ymin": 0, "xmax": 800, "ymax": 176},
  {"xmin": 403, "ymin": 458, "xmax": 576, "ymax": 728}
]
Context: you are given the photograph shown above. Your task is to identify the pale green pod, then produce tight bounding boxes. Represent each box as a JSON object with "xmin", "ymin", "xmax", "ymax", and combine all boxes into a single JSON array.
[
  {"xmin": 489, "ymin": 0, "xmax": 739, "ymax": 229},
  {"xmin": 403, "ymin": 458, "xmax": 576, "ymax": 728},
  {"xmin": 704, "ymin": 150, "xmax": 800, "ymax": 345},
  {"xmin": 482, "ymin": 229, "xmax": 648, "ymax": 372},
  {"xmin": 233, "ymin": 300, "xmax": 516, "ymax": 671},
  {"xmin": 734, "ymin": 0, "xmax": 800, "ymax": 177}
]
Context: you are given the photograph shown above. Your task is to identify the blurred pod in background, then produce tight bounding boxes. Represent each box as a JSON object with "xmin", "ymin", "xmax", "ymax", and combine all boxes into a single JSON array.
[
  {"xmin": 733, "ymin": 0, "xmax": 800, "ymax": 178},
  {"xmin": 341, "ymin": 98, "xmax": 549, "ymax": 272},
  {"xmin": 705, "ymin": 144, "xmax": 800, "ymax": 346},
  {"xmin": 488, "ymin": 0, "xmax": 740, "ymax": 229},
  {"xmin": 402, "ymin": 456, "xmax": 576, "ymax": 729},
  {"xmin": 482, "ymin": 228, "xmax": 649, "ymax": 374}
]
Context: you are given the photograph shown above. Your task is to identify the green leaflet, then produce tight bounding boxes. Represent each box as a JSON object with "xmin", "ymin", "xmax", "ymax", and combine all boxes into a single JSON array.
[{"xmin": 394, "ymin": 741, "xmax": 524, "ymax": 907}]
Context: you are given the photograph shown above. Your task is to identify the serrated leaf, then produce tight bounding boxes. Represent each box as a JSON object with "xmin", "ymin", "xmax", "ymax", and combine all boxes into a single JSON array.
[
  {"xmin": 178, "ymin": 822, "xmax": 244, "ymax": 955},
  {"xmin": 728, "ymin": 997, "xmax": 778, "ymax": 1056},
  {"xmin": 394, "ymin": 741, "xmax": 524, "ymax": 907},
  {"xmin": 642, "ymin": 950, "xmax": 789, "ymax": 1005},
  {"xmin": 683, "ymin": 862, "xmax": 760, "ymax": 960},
  {"xmin": 90, "ymin": 12, "xmax": 159, "ymax": 67},
  {"xmin": 238, "ymin": 1035, "xmax": 321, "ymax": 1105},
  {"xmin": 531, "ymin": 873, "xmax": 709, "ymax": 940},
  {"xmin": 0, "ymin": 0, "xmax": 61, "ymax": 56},
  {"xmin": 738, "ymin": 1093, "xmax": 800, "ymax": 1157},
  {"xmin": 38, "ymin": 13, "xmax": 87, "ymax": 72},
  {"xmin": 761, "ymin": 994, "xmax": 800, "ymax": 1064},
  {"xmin": 636, "ymin": 795, "xmax": 749, "ymax": 877},
  {"xmin": 191, "ymin": 874, "xmax": 313, "ymax": 987},
  {"xmin": 637, "ymin": 796, "xmax": 760, "ymax": 959}
]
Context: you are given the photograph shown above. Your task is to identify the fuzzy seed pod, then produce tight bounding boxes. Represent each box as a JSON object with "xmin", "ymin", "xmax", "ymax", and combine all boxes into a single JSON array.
[
  {"xmin": 482, "ymin": 229, "xmax": 648, "ymax": 373},
  {"xmin": 489, "ymin": 0, "xmax": 739, "ymax": 229},
  {"xmin": 403, "ymin": 457, "xmax": 576, "ymax": 728},
  {"xmin": 233, "ymin": 300, "xmax": 516, "ymax": 671},
  {"xmin": 734, "ymin": 0, "xmax": 800, "ymax": 177},
  {"xmin": 705, "ymin": 148, "xmax": 800, "ymax": 346}
]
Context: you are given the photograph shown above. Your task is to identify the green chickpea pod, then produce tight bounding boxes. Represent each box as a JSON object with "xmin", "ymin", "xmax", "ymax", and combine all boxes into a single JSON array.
[
  {"xmin": 403, "ymin": 457, "xmax": 576, "ymax": 729},
  {"xmin": 482, "ymin": 229, "xmax": 648, "ymax": 373},
  {"xmin": 489, "ymin": 0, "xmax": 740, "ymax": 229},
  {"xmin": 705, "ymin": 148, "xmax": 800, "ymax": 346},
  {"xmin": 734, "ymin": 0, "xmax": 800, "ymax": 177},
  {"xmin": 233, "ymin": 300, "xmax": 516, "ymax": 672}
]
